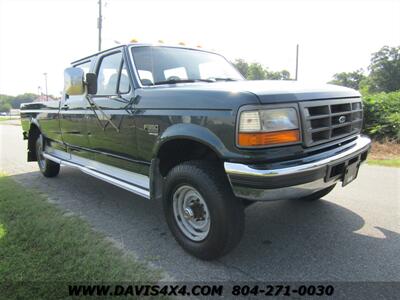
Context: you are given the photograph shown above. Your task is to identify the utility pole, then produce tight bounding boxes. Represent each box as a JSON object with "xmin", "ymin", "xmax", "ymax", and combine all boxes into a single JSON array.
[
  {"xmin": 98, "ymin": 0, "xmax": 102, "ymax": 51},
  {"xmin": 295, "ymin": 44, "xmax": 299, "ymax": 81},
  {"xmin": 43, "ymin": 73, "xmax": 48, "ymax": 101}
]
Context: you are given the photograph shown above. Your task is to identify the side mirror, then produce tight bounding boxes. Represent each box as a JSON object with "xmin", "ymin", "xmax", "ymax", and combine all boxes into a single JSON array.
[
  {"xmin": 86, "ymin": 73, "xmax": 97, "ymax": 95},
  {"xmin": 64, "ymin": 67, "xmax": 85, "ymax": 95}
]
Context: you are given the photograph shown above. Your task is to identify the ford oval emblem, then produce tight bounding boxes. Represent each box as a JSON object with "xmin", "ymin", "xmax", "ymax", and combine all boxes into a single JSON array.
[{"xmin": 338, "ymin": 116, "xmax": 346, "ymax": 124}]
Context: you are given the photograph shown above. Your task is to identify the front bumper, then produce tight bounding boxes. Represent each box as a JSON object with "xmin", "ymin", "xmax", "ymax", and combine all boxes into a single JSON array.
[{"xmin": 224, "ymin": 135, "xmax": 371, "ymax": 201}]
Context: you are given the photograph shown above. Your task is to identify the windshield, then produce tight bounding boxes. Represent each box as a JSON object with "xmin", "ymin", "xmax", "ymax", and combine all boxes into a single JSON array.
[{"xmin": 131, "ymin": 46, "xmax": 244, "ymax": 86}]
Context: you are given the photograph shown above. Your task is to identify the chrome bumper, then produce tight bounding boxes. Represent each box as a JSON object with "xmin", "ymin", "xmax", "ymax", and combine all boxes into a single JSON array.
[{"xmin": 224, "ymin": 135, "xmax": 371, "ymax": 201}]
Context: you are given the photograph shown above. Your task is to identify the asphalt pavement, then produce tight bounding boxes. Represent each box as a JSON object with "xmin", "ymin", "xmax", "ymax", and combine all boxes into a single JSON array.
[{"xmin": 1, "ymin": 122, "xmax": 399, "ymax": 283}]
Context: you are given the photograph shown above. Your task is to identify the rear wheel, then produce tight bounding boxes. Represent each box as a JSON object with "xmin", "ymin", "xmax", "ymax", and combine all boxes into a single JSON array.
[
  {"xmin": 298, "ymin": 184, "xmax": 336, "ymax": 201},
  {"xmin": 35, "ymin": 134, "xmax": 60, "ymax": 177},
  {"xmin": 163, "ymin": 161, "xmax": 244, "ymax": 260}
]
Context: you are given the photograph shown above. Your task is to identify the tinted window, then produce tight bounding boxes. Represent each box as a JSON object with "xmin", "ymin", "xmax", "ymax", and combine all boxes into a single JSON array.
[
  {"xmin": 118, "ymin": 60, "xmax": 130, "ymax": 94},
  {"xmin": 97, "ymin": 52, "xmax": 122, "ymax": 95}
]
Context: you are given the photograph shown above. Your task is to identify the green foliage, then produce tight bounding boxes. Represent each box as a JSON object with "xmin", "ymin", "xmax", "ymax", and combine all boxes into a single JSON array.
[
  {"xmin": 329, "ymin": 69, "xmax": 366, "ymax": 90},
  {"xmin": 233, "ymin": 58, "xmax": 249, "ymax": 77},
  {"xmin": 0, "ymin": 93, "xmax": 37, "ymax": 110},
  {"xmin": 328, "ymin": 45, "xmax": 400, "ymax": 141},
  {"xmin": 11, "ymin": 93, "xmax": 36, "ymax": 108},
  {"xmin": 330, "ymin": 46, "xmax": 400, "ymax": 93},
  {"xmin": 367, "ymin": 46, "xmax": 400, "ymax": 93},
  {"xmin": 0, "ymin": 94, "xmax": 13, "ymax": 112},
  {"xmin": 367, "ymin": 159, "xmax": 400, "ymax": 168},
  {"xmin": 247, "ymin": 63, "xmax": 266, "ymax": 80},
  {"xmin": 0, "ymin": 100, "xmax": 11, "ymax": 112},
  {"xmin": 0, "ymin": 94, "xmax": 14, "ymax": 103},
  {"xmin": 362, "ymin": 91, "xmax": 400, "ymax": 142},
  {"xmin": 266, "ymin": 69, "xmax": 290, "ymax": 80},
  {"xmin": 233, "ymin": 59, "xmax": 291, "ymax": 80}
]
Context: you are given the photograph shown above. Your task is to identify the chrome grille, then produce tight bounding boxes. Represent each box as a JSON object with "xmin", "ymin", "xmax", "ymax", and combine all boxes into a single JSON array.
[{"xmin": 300, "ymin": 98, "xmax": 363, "ymax": 147}]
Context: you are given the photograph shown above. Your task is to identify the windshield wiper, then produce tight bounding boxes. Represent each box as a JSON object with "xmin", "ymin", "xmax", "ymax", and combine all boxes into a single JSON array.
[
  {"xmin": 153, "ymin": 78, "xmax": 214, "ymax": 85},
  {"xmin": 211, "ymin": 77, "xmax": 238, "ymax": 81}
]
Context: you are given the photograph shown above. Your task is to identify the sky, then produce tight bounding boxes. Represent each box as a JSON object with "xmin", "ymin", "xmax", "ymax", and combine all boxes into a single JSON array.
[{"xmin": 0, "ymin": 0, "xmax": 399, "ymax": 96}]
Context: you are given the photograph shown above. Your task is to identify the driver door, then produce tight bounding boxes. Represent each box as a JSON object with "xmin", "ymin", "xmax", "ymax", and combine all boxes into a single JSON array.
[
  {"xmin": 86, "ymin": 49, "xmax": 141, "ymax": 174},
  {"xmin": 59, "ymin": 60, "xmax": 93, "ymax": 160}
]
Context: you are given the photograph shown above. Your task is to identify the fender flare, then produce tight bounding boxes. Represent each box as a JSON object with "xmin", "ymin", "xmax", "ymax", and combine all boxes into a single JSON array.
[
  {"xmin": 149, "ymin": 123, "xmax": 230, "ymax": 201},
  {"xmin": 26, "ymin": 119, "xmax": 42, "ymax": 161},
  {"xmin": 29, "ymin": 118, "xmax": 41, "ymax": 133},
  {"xmin": 152, "ymin": 123, "xmax": 230, "ymax": 159}
]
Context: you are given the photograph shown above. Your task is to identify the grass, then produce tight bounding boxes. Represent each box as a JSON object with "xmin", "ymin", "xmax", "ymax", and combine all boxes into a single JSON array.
[
  {"xmin": 367, "ymin": 159, "xmax": 400, "ymax": 167},
  {"xmin": 0, "ymin": 174, "xmax": 161, "ymax": 299},
  {"xmin": 0, "ymin": 116, "xmax": 19, "ymax": 121},
  {"xmin": 367, "ymin": 141, "xmax": 400, "ymax": 168}
]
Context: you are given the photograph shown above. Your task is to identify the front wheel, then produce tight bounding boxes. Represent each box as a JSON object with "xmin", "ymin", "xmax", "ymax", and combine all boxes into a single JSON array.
[
  {"xmin": 35, "ymin": 134, "xmax": 60, "ymax": 177},
  {"xmin": 163, "ymin": 161, "xmax": 244, "ymax": 260}
]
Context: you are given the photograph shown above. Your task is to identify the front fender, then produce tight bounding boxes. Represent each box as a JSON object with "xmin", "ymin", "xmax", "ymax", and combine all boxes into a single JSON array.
[
  {"xmin": 153, "ymin": 123, "xmax": 230, "ymax": 159},
  {"xmin": 150, "ymin": 123, "xmax": 232, "ymax": 201}
]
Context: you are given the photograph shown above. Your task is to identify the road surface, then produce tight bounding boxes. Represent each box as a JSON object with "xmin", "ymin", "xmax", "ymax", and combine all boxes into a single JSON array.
[{"xmin": 1, "ymin": 122, "xmax": 399, "ymax": 284}]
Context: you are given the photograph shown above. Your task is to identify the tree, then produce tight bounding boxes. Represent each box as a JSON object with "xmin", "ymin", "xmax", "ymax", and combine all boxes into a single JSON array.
[
  {"xmin": 233, "ymin": 59, "xmax": 249, "ymax": 77},
  {"xmin": 266, "ymin": 69, "xmax": 291, "ymax": 80},
  {"xmin": 329, "ymin": 69, "xmax": 366, "ymax": 90},
  {"xmin": 0, "ymin": 101, "xmax": 11, "ymax": 112},
  {"xmin": 246, "ymin": 63, "xmax": 266, "ymax": 80},
  {"xmin": 367, "ymin": 46, "xmax": 400, "ymax": 93},
  {"xmin": 0, "ymin": 94, "xmax": 14, "ymax": 112},
  {"xmin": 11, "ymin": 93, "xmax": 36, "ymax": 108},
  {"xmin": 232, "ymin": 59, "xmax": 291, "ymax": 80}
]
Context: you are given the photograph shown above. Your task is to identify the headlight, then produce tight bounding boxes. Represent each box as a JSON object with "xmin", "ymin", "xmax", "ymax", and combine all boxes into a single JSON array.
[{"xmin": 238, "ymin": 108, "xmax": 300, "ymax": 147}]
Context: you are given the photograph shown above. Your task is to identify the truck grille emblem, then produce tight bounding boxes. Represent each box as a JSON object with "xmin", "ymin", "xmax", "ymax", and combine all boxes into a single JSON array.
[{"xmin": 338, "ymin": 116, "xmax": 346, "ymax": 124}]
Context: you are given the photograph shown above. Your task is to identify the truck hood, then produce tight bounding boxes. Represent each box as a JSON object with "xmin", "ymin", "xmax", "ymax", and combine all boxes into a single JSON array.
[
  {"xmin": 159, "ymin": 80, "xmax": 360, "ymax": 104},
  {"xmin": 223, "ymin": 80, "xmax": 360, "ymax": 103}
]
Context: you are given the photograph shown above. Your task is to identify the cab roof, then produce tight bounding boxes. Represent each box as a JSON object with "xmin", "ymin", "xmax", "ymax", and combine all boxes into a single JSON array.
[{"xmin": 71, "ymin": 43, "xmax": 218, "ymax": 65}]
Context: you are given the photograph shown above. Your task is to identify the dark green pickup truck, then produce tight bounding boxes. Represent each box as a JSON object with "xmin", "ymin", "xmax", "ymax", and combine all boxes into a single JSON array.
[{"xmin": 21, "ymin": 44, "xmax": 371, "ymax": 259}]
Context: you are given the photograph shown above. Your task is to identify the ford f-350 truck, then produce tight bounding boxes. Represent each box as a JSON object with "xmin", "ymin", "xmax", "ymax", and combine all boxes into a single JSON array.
[{"xmin": 20, "ymin": 44, "xmax": 371, "ymax": 259}]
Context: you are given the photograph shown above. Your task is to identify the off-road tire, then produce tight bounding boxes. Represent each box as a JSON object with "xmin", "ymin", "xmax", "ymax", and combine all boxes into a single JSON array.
[{"xmin": 163, "ymin": 161, "xmax": 245, "ymax": 260}]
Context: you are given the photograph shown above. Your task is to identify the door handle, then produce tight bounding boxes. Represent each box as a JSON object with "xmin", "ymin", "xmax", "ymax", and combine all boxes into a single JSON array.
[{"xmin": 61, "ymin": 104, "xmax": 69, "ymax": 110}]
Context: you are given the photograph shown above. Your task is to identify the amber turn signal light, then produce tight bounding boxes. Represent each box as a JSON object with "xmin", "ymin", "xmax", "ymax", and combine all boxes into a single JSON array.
[{"xmin": 238, "ymin": 129, "xmax": 300, "ymax": 147}]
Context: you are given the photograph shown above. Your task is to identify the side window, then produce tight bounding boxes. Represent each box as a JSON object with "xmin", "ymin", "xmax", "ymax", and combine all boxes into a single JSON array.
[
  {"xmin": 118, "ymin": 61, "xmax": 131, "ymax": 94},
  {"xmin": 96, "ymin": 52, "xmax": 122, "ymax": 95}
]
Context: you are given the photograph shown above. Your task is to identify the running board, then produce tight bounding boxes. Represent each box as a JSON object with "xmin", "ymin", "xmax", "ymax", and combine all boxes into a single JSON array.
[{"xmin": 43, "ymin": 152, "xmax": 150, "ymax": 199}]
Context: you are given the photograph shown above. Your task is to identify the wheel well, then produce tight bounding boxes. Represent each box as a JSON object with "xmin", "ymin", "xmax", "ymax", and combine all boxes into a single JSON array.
[
  {"xmin": 27, "ymin": 124, "xmax": 41, "ymax": 161},
  {"xmin": 157, "ymin": 139, "xmax": 221, "ymax": 177}
]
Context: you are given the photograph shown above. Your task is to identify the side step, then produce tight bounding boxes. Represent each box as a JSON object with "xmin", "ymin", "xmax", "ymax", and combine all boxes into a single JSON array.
[{"xmin": 43, "ymin": 152, "xmax": 150, "ymax": 199}]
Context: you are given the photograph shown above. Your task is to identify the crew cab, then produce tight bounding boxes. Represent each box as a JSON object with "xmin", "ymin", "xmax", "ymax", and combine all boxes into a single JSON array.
[{"xmin": 20, "ymin": 44, "xmax": 371, "ymax": 259}]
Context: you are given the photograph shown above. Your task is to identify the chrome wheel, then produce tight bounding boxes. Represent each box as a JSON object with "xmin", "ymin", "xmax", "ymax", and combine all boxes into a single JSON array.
[{"xmin": 172, "ymin": 185, "xmax": 210, "ymax": 242}]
